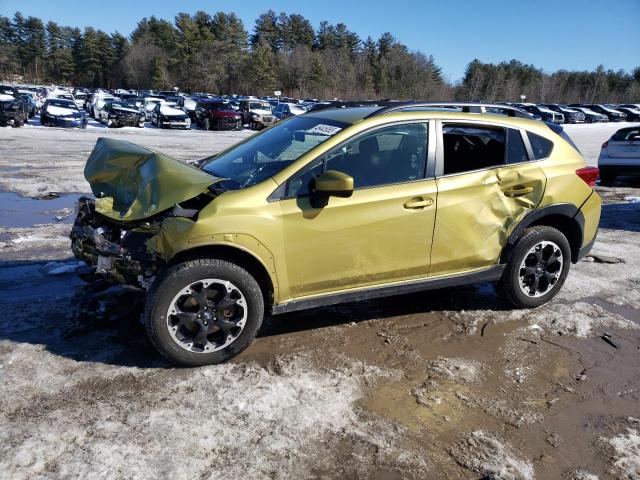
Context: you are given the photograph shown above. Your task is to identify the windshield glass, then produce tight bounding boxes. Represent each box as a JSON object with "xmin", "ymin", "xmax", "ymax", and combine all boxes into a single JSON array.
[
  {"xmin": 48, "ymin": 100, "xmax": 78, "ymax": 110},
  {"xmin": 203, "ymin": 102, "xmax": 231, "ymax": 110},
  {"xmin": 111, "ymin": 102, "xmax": 136, "ymax": 109},
  {"xmin": 250, "ymin": 102, "xmax": 270, "ymax": 110},
  {"xmin": 202, "ymin": 115, "xmax": 348, "ymax": 190}
]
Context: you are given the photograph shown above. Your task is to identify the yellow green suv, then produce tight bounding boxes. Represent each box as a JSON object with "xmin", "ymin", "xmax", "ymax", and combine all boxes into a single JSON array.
[{"xmin": 71, "ymin": 104, "xmax": 601, "ymax": 365}]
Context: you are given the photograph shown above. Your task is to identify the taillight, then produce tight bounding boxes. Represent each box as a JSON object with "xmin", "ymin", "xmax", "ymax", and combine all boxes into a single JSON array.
[
  {"xmin": 602, "ymin": 141, "xmax": 608, "ymax": 148},
  {"xmin": 576, "ymin": 166, "xmax": 599, "ymax": 187}
]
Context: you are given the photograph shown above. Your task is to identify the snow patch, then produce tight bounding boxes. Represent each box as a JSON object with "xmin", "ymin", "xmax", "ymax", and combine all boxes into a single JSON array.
[
  {"xmin": 448, "ymin": 430, "xmax": 534, "ymax": 480},
  {"xmin": 159, "ymin": 104, "xmax": 185, "ymax": 116},
  {"xmin": 46, "ymin": 105, "xmax": 78, "ymax": 116},
  {"xmin": 426, "ymin": 356, "xmax": 485, "ymax": 383},
  {"xmin": 606, "ymin": 429, "xmax": 640, "ymax": 478},
  {"xmin": 521, "ymin": 302, "xmax": 638, "ymax": 337},
  {"xmin": 0, "ymin": 355, "xmax": 397, "ymax": 479}
]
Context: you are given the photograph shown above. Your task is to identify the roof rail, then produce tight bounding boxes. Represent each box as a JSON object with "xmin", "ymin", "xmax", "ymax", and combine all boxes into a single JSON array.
[
  {"xmin": 367, "ymin": 102, "xmax": 534, "ymax": 119},
  {"xmin": 306, "ymin": 100, "xmax": 400, "ymax": 113}
]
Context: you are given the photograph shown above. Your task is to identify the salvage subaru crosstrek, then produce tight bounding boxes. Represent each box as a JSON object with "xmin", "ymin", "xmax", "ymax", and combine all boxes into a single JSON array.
[{"xmin": 71, "ymin": 104, "xmax": 601, "ymax": 366}]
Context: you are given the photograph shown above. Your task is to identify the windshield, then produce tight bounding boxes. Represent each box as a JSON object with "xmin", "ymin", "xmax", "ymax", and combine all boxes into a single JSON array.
[
  {"xmin": 250, "ymin": 102, "xmax": 270, "ymax": 110},
  {"xmin": 111, "ymin": 102, "xmax": 136, "ymax": 109},
  {"xmin": 48, "ymin": 100, "xmax": 78, "ymax": 110},
  {"xmin": 202, "ymin": 115, "xmax": 348, "ymax": 190},
  {"xmin": 203, "ymin": 102, "xmax": 231, "ymax": 110}
]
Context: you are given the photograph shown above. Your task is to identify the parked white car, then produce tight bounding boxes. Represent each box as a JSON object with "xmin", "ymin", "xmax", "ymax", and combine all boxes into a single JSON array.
[
  {"xmin": 90, "ymin": 93, "xmax": 117, "ymax": 119},
  {"xmin": 140, "ymin": 97, "xmax": 166, "ymax": 120},
  {"xmin": 598, "ymin": 126, "xmax": 640, "ymax": 183}
]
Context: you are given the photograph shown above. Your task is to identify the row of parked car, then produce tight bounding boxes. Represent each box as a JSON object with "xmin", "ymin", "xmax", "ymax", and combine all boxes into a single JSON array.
[
  {"xmin": 509, "ymin": 102, "xmax": 640, "ymax": 124},
  {"xmin": 0, "ymin": 84, "xmax": 319, "ymax": 131},
  {"xmin": 2, "ymin": 83, "xmax": 639, "ymax": 130}
]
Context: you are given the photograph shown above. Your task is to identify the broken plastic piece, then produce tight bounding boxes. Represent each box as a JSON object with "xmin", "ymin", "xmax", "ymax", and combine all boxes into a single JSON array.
[{"xmin": 601, "ymin": 332, "xmax": 619, "ymax": 349}]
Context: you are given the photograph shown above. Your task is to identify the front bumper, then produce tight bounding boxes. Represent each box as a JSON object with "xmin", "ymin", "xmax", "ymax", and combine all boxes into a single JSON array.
[
  {"xmin": 70, "ymin": 197, "xmax": 159, "ymax": 286},
  {"xmin": 0, "ymin": 110, "xmax": 20, "ymax": 124},
  {"xmin": 110, "ymin": 115, "xmax": 143, "ymax": 127},
  {"xmin": 158, "ymin": 118, "xmax": 191, "ymax": 129},
  {"xmin": 213, "ymin": 117, "xmax": 242, "ymax": 130},
  {"xmin": 43, "ymin": 115, "xmax": 87, "ymax": 128}
]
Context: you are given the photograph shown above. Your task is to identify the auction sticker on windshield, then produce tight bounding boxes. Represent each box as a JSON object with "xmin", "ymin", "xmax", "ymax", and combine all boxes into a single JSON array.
[{"xmin": 307, "ymin": 124, "xmax": 343, "ymax": 135}]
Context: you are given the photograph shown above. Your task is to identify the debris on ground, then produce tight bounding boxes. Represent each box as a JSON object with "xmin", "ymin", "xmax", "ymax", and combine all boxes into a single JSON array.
[{"xmin": 585, "ymin": 254, "xmax": 626, "ymax": 264}]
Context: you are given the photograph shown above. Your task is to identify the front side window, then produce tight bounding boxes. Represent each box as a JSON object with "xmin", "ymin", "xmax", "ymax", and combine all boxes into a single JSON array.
[
  {"xmin": 442, "ymin": 124, "xmax": 505, "ymax": 175},
  {"xmin": 202, "ymin": 116, "xmax": 348, "ymax": 190},
  {"xmin": 325, "ymin": 123, "xmax": 428, "ymax": 189}
]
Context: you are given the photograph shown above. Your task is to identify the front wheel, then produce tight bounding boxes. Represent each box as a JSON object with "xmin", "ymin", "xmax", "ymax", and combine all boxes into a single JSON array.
[
  {"xmin": 498, "ymin": 226, "xmax": 571, "ymax": 308},
  {"xmin": 145, "ymin": 258, "xmax": 264, "ymax": 366}
]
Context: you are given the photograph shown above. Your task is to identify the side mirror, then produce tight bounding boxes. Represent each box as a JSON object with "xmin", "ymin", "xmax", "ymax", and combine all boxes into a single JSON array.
[{"xmin": 310, "ymin": 170, "xmax": 353, "ymax": 207}]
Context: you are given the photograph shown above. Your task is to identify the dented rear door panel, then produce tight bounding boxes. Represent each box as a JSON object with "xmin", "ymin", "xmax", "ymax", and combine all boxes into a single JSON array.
[{"xmin": 430, "ymin": 162, "xmax": 546, "ymax": 277}]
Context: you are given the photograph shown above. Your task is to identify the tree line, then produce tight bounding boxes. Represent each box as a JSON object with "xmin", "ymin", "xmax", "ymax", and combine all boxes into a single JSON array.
[{"xmin": 1, "ymin": 10, "xmax": 638, "ymax": 103}]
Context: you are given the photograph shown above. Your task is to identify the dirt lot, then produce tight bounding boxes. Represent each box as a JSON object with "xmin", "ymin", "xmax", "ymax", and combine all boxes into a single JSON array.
[{"xmin": 0, "ymin": 122, "xmax": 639, "ymax": 479}]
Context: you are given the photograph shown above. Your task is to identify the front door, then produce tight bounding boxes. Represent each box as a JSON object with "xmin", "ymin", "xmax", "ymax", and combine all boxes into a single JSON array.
[
  {"xmin": 430, "ymin": 122, "xmax": 546, "ymax": 277},
  {"xmin": 278, "ymin": 122, "xmax": 437, "ymax": 299}
]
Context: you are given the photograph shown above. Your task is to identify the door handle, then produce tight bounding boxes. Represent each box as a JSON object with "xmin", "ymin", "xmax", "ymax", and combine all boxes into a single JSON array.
[
  {"xmin": 503, "ymin": 186, "xmax": 534, "ymax": 197},
  {"xmin": 404, "ymin": 198, "xmax": 433, "ymax": 209}
]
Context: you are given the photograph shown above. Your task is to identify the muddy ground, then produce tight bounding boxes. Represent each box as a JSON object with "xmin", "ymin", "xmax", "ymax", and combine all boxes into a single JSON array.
[{"xmin": 0, "ymin": 123, "xmax": 639, "ymax": 479}]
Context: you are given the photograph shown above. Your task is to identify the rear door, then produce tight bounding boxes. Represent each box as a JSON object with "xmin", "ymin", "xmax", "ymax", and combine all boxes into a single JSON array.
[{"xmin": 429, "ymin": 121, "xmax": 546, "ymax": 277}]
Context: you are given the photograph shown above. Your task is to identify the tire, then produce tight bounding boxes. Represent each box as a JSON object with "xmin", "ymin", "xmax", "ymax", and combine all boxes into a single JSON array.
[
  {"xmin": 145, "ymin": 258, "xmax": 264, "ymax": 366},
  {"xmin": 599, "ymin": 168, "xmax": 616, "ymax": 184},
  {"xmin": 498, "ymin": 226, "xmax": 571, "ymax": 309}
]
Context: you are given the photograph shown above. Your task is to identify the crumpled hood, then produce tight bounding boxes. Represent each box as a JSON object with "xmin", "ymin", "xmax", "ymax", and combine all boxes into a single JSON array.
[{"xmin": 85, "ymin": 137, "xmax": 217, "ymax": 221}]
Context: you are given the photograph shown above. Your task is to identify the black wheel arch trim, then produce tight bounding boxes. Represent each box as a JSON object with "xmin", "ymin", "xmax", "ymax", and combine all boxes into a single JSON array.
[{"xmin": 502, "ymin": 202, "xmax": 587, "ymax": 264}]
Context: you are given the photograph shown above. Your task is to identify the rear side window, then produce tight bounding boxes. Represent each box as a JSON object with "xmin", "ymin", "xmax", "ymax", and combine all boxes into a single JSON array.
[
  {"xmin": 528, "ymin": 132, "xmax": 554, "ymax": 159},
  {"xmin": 442, "ymin": 124, "xmax": 505, "ymax": 175},
  {"xmin": 612, "ymin": 127, "xmax": 640, "ymax": 141},
  {"xmin": 506, "ymin": 129, "xmax": 529, "ymax": 164}
]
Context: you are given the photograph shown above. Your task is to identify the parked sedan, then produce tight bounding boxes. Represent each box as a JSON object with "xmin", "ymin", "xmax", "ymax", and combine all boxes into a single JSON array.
[
  {"xmin": 541, "ymin": 104, "xmax": 585, "ymax": 124},
  {"xmin": 615, "ymin": 107, "xmax": 640, "ymax": 122},
  {"xmin": 99, "ymin": 100, "xmax": 145, "ymax": 128},
  {"xmin": 583, "ymin": 104, "xmax": 627, "ymax": 122},
  {"xmin": 568, "ymin": 106, "xmax": 609, "ymax": 123},
  {"xmin": 598, "ymin": 126, "xmax": 640, "ymax": 182},
  {"xmin": 514, "ymin": 104, "xmax": 564, "ymax": 123},
  {"xmin": 40, "ymin": 98, "xmax": 87, "ymax": 128},
  {"xmin": 18, "ymin": 92, "xmax": 38, "ymax": 118},
  {"xmin": 150, "ymin": 102, "xmax": 191, "ymax": 129}
]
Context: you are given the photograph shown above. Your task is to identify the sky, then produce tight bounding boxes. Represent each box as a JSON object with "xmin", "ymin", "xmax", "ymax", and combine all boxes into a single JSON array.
[{"xmin": 1, "ymin": 0, "xmax": 638, "ymax": 81}]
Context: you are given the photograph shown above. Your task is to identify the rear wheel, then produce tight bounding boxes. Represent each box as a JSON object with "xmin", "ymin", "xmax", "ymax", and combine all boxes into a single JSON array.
[
  {"xmin": 498, "ymin": 226, "xmax": 570, "ymax": 308},
  {"xmin": 145, "ymin": 258, "xmax": 264, "ymax": 366}
]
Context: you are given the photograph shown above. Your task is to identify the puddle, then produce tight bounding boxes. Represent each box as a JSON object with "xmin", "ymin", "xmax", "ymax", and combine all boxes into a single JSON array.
[{"xmin": 0, "ymin": 191, "xmax": 82, "ymax": 228}]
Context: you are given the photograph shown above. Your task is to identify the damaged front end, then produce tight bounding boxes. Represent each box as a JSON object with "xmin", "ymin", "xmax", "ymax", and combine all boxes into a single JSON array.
[
  {"xmin": 71, "ymin": 196, "xmax": 163, "ymax": 289},
  {"xmin": 70, "ymin": 137, "xmax": 220, "ymax": 289}
]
